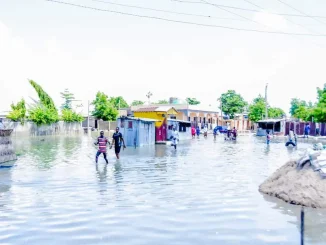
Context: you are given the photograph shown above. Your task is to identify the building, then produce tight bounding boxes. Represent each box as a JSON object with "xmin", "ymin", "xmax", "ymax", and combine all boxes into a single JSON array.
[
  {"xmin": 167, "ymin": 119, "xmax": 192, "ymax": 141},
  {"xmin": 256, "ymin": 119, "xmax": 286, "ymax": 136},
  {"xmin": 117, "ymin": 117, "xmax": 158, "ymax": 147},
  {"xmin": 131, "ymin": 103, "xmax": 220, "ymax": 130},
  {"xmin": 133, "ymin": 106, "xmax": 178, "ymax": 143}
]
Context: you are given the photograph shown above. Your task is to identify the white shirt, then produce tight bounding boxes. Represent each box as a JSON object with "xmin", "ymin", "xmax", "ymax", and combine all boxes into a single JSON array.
[
  {"xmin": 172, "ymin": 130, "xmax": 179, "ymax": 139},
  {"xmin": 204, "ymin": 127, "xmax": 208, "ymax": 132}
]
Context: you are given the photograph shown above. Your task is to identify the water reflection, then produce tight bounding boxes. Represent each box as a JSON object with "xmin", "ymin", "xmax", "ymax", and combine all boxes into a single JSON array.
[{"xmin": 263, "ymin": 195, "xmax": 326, "ymax": 244}]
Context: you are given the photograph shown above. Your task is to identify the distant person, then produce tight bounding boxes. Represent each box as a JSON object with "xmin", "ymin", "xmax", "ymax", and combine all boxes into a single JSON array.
[
  {"xmin": 196, "ymin": 126, "xmax": 200, "ymax": 138},
  {"xmin": 226, "ymin": 123, "xmax": 231, "ymax": 138},
  {"xmin": 213, "ymin": 126, "xmax": 218, "ymax": 140},
  {"xmin": 94, "ymin": 130, "xmax": 109, "ymax": 164},
  {"xmin": 110, "ymin": 127, "xmax": 126, "ymax": 159},
  {"xmin": 266, "ymin": 129, "xmax": 271, "ymax": 145},
  {"xmin": 203, "ymin": 125, "xmax": 208, "ymax": 138},
  {"xmin": 232, "ymin": 127, "xmax": 237, "ymax": 140},
  {"xmin": 170, "ymin": 127, "xmax": 179, "ymax": 149},
  {"xmin": 316, "ymin": 123, "xmax": 320, "ymax": 136},
  {"xmin": 304, "ymin": 123, "xmax": 310, "ymax": 138},
  {"xmin": 286, "ymin": 129, "xmax": 297, "ymax": 147},
  {"xmin": 191, "ymin": 126, "xmax": 196, "ymax": 138}
]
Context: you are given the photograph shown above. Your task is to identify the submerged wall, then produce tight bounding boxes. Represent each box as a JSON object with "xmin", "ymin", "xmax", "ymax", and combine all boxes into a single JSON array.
[
  {"xmin": 6, "ymin": 121, "xmax": 83, "ymax": 136},
  {"xmin": 0, "ymin": 129, "xmax": 17, "ymax": 164}
]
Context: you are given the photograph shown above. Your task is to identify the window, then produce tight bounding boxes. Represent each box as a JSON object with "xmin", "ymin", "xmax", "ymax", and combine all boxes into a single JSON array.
[
  {"xmin": 120, "ymin": 120, "xmax": 125, "ymax": 128},
  {"xmin": 188, "ymin": 117, "xmax": 191, "ymax": 122},
  {"xmin": 128, "ymin": 121, "xmax": 133, "ymax": 129}
]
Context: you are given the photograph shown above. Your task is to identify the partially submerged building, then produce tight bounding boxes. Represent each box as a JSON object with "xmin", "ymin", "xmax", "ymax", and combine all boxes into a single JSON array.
[
  {"xmin": 256, "ymin": 119, "xmax": 286, "ymax": 136},
  {"xmin": 117, "ymin": 117, "xmax": 158, "ymax": 147}
]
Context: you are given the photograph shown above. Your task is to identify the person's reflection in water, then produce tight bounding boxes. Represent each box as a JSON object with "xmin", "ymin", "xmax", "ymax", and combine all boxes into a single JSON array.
[
  {"xmin": 113, "ymin": 162, "xmax": 123, "ymax": 185},
  {"xmin": 96, "ymin": 163, "xmax": 108, "ymax": 183},
  {"xmin": 264, "ymin": 144, "xmax": 270, "ymax": 155}
]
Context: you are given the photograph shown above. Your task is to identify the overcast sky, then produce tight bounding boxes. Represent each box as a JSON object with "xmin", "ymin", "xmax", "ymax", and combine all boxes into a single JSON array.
[{"xmin": 1, "ymin": 0, "xmax": 326, "ymax": 115}]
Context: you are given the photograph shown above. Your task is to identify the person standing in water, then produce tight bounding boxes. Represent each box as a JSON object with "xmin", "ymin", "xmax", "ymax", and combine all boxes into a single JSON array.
[
  {"xmin": 110, "ymin": 127, "xmax": 126, "ymax": 159},
  {"xmin": 304, "ymin": 123, "xmax": 310, "ymax": 138},
  {"xmin": 266, "ymin": 130, "xmax": 271, "ymax": 145},
  {"xmin": 94, "ymin": 130, "xmax": 109, "ymax": 164},
  {"xmin": 203, "ymin": 125, "xmax": 208, "ymax": 138},
  {"xmin": 191, "ymin": 126, "xmax": 196, "ymax": 138},
  {"xmin": 213, "ymin": 125, "xmax": 218, "ymax": 140},
  {"xmin": 170, "ymin": 127, "xmax": 179, "ymax": 149},
  {"xmin": 196, "ymin": 126, "xmax": 200, "ymax": 138}
]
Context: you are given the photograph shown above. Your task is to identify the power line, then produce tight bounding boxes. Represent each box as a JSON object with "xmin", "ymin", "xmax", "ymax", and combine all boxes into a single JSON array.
[
  {"xmin": 243, "ymin": 0, "xmax": 324, "ymax": 35},
  {"xmin": 87, "ymin": 0, "xmax": 245, "ymax": 21},
  {"xmin": 171, "ymin": 0, "xmax": 326, "ymax": 19},
  {"xmin": 44, "ymin": 0, "xmax": 326, "ymax": 37},
  {"xmin": 276, "ymin": 0, "xmax": 326, "ymax": 25}
]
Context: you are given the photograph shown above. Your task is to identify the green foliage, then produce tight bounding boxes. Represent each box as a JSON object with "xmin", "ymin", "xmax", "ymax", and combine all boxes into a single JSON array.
[
  {"xmin": 268, "ymin": 107, "xmax": 285, "ymax": 118},
  {"xmin": 295, "ymin": 105, "xmax": 313, "ymax": 121},
  {"xmin": 154, "ymin": 99, "xmax": 169, "ymax": 104},
  {"xmin": 109, "ymin": 96, "xmax": 129, "ymax": 109},
  {"xmin": 28, "ymin": 105, "xmax": 59, "ymax": 126},
  {"xmin": 60, "ymin": 89, "xmax": 75, "ymax": 110},
  {"xmin": 131, "ymin": 100, "xmax": 145, "ymax": 106},
  {"xmin": 29, "ymin": 80, "xmax": 57, "ymax": 110},
  {"xmin": 186, "ymin": 97, "xmax": 200, "ymax": 105},
  {"xmin": 28, "ymin": 80, "xmax": 59, "ymax": 125},
  {"xmin": 220, "ymin": 90, "xmax": 247, "ymax": 119},
  {"xmin": 61, "ymin": 109, "xmax": 84, "ymax": 122},
  {"xmin": 290, "ymin": 98, "xmax": 307, "ymax": 116},
  {"xmin": 7, "ymin": 98, "xmax": 26, "ymax": 124},
  {"xmin": 248, "ymin": 95, "xmax": 266, "ymax": 122},
  {"xmin": 312, "ymin": 84, "xmax": 326, "ymax": 122},
  {"xmin": 92, "ymin": 92, "xmax": 118, "ymax": 121}
]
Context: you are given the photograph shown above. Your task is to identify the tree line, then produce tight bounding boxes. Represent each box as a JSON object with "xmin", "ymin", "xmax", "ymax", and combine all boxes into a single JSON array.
[
  {"xmin": 10, "ymin": 81, "xmax": 325, "ymax": 126},
  {"xmin": 289, "ymin": 84, "xmax": 326, "ymax": 122}
]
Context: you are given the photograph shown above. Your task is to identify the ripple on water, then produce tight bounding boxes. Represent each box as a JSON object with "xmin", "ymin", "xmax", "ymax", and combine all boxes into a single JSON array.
[{"xmin": 0, "ymin": 135, "xmax": 326, "ymax": 245}]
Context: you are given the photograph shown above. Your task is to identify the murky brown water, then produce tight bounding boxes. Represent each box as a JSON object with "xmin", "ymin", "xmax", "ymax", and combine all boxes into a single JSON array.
[{"xmin": 0, "ymin": 134, "xmax": 325, "ymax": 244}]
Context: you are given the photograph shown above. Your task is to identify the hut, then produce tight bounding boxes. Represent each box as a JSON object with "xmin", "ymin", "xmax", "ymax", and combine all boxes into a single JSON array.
[
  {"xmin": 133, "ymin": 106, "xmax": 178, "ymax": 143},
  {"xmin": 117, "ymin": 117, "xmax": 159, "ymax": 147},
  {"xmin": 256, "ymin": 119, "xmax": 286, "ymax": 136},
  {"xmin": 167, "ymin": 119, "xmax": 192, "ymax": 141}
]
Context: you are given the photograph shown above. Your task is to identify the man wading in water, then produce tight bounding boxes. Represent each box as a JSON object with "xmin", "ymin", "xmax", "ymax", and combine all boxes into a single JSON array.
[
  {"xmin": 110, "ymin": 127, "xmax": 126, "ymax": 159},
  {"xmin": 94, "ymin": 130, "xmax": 109, "ymax": 164}
]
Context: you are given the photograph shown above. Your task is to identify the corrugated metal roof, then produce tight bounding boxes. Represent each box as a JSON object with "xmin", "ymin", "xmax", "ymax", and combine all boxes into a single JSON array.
[
  {"xmin": 167, "ymin": 119, "xmax": 191, "ymax": 124},
  {"xmin": 135, "ymin": 106, "xmax": 177, "ymax": 113},
  {"xmin": 258, "ymin": 119, "xmax": 285, "ymax": 123},
  {"xmin": 119, "ymin": 117, "xmax": 161, "ymax": 122}
]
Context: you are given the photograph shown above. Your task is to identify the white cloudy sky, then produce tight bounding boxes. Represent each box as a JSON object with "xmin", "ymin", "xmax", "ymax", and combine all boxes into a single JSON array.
[{"xmin": 1, "ymin": 0, "xmax": 326, "ymax": 115}]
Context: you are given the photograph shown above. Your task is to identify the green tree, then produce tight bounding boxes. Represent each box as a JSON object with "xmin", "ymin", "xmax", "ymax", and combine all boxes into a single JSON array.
[
  {"xmin": 29, "ymin": 80, "xmax": 57, "ymax": 111},
  {"xmin": 186, "ymin": 97, "xmax": 200, "ymax": 105},
  {"xmin": 60, "ymin": 89, "xmax": 75, "ymax": 110},
  {"xmin": 248, "ymin": 95, "xmax": 266, "ymax": 122},
  {"xmin": 131, "ymin": 100, "xmax": 145, "ymax": 106},
  {"xmin": 220, "ymin": 90, "xmax": 247, "ymax": 119},
  {"xmin": 268, "ymin": 107, "xmax": 285, "ymax": 118},
  {"xmin": 154, "ymin": 99, "xmax": 169, "ymax": 104},
  {"xmin": 61, "ymin": 108, "xmax": 84, "ymax": 122},
  {"xmin": 289, "ymin": 98, "xmax": 307, "ymax": 116},
  {"xmin": 311, "ymin": 84, "xmax": 326, "ymax": 122},
  {"xmin": 92, "ymin": 92, "xmax": 118, "ymax": 121},
  {"xmin": 7, "ymin": 98, "xmax": 26, "ymax": 124},
  {"xmin": 28, "ymin": 80, "xmax": 59, "ymax": 125},
  {"xmin": 109, "ymin": 96, "xmax": 129, "ymax": 109}
]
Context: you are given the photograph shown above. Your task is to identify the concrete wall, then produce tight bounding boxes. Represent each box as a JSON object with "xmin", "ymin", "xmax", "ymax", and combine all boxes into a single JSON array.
[
  {"xmin": 0, "ymin": 130, "xmax": 17, "ymax": 164},
  {"xmin": 5, "ymin": 121, "xmax": 83, "ymax": 136}
]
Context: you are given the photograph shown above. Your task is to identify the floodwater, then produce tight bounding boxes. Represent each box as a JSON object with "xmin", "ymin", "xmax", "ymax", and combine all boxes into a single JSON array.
[{"xmin": 1, "ymin": 134, "xmax": 326, "ymax": 245}]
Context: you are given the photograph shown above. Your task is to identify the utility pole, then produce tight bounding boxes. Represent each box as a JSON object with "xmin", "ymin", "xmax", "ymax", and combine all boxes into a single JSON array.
[
  {"xmin": 265, "ymin": 83, "xmax": 268, "ymax": 119},
  {"xmin": 219, "ymin": 98, "xmax": 223, "ymax": 126},
  {"xmin": 146, "ymin": 91, "xmax": 153, "ymax": 105}
]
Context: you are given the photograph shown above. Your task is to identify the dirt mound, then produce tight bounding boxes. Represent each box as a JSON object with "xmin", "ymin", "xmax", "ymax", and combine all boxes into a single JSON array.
[{"xmin": 259, "ymin": 161, "xmax": 326, "ymax": 208}]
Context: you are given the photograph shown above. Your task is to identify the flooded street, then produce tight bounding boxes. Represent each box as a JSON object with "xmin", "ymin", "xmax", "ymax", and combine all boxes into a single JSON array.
[{"xmin": 1, "ymin": 135, "xmax": 326, "ymax": 245}]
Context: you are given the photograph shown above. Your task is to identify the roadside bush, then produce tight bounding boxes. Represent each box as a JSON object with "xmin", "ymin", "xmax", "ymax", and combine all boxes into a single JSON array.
[
  {"xmin": 28, "ymin": 105, "xmax": 59, "ymax": 126},
  {"xmin": 61, "ymin": 109, "xmax": 84, "ymax": 123},
  {"xmin": 7, "ymin": 99, "xmax": 26, "ymax": 124}
]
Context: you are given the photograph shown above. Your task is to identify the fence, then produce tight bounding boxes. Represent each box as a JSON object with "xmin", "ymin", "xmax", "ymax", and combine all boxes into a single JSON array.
[{"xmin": 285, "ymin": 121, "xmax": 325, "ymax": 136}]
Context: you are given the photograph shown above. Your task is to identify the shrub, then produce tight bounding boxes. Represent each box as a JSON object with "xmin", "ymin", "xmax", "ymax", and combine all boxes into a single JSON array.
[
  {"xmin": 28, "ymin": 105, "xmax": 59, "ymax": 126},
  {"xmin": 61, "ymin": 109, "xmax": 84, "ymax": 123}
]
